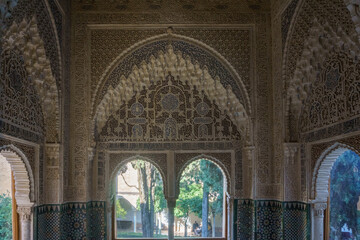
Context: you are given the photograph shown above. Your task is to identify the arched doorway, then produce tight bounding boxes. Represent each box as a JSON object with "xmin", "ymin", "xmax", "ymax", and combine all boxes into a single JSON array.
[
  {"xmin": 0, "ymin": 145, "xmax": 35, "ymax": 240},
  {"xmin": 311, "ymin": 142, "xmax": 360, "ymax": 240},
  {"xmin": 176, "ymin": 158, "xmax": 227, "ymax": 239}
]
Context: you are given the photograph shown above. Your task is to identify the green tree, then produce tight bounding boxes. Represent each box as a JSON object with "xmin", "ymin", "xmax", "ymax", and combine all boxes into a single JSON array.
[
  {"xmin": 330, "ymin": 151, "xmax": 360, "ymax": 239},
  {"xmin": 198, "ymin": 160, "xmax": 223, "ymax": 237},
  {"xmin": 175, "ymin": 184, "xmax": 203, "ymax": 236},
  {"xmin": 119, "ymin": 160, "xmax": 166, "ymax": 237},
  {"xmin": 115, "ymin": 198, "xmax": 127, "ymax": 219},
  {"xmin": 178, "ymin": 159, "xmax": 224, "ymax": 237},
  {"xmin": 0, "ymin": 192, "xmax": 12, "ymax": 240}
]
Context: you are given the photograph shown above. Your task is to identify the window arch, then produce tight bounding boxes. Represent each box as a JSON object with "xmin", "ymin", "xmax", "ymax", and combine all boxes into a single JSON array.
[
  {"xmin": 176, "ymin": 157, "xmax": 227, "ymax": 239},
  {"xmin": 111, "ymin": 157, "xmax": 167, "ymax": 239},
  {"xmin": 311, "ymin": 142, "xmax": 360, "ymax": 240},
  {"xmin": 0, "ymin": 144, "xmax": 35, "ymax": 240},
  {"xmin": 311, "ymin": 142, "xmax": 360, "ymax": 203},
  {"xmin": 328, "ymin": 150, "xmax": 360, "ymax": 239}
]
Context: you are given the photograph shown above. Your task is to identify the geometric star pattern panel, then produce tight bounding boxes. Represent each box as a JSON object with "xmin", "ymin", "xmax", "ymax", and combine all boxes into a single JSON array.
[
  {"xmin": 283, "ymin": 202, "xmax": 310, "ymax": 240},
  {"xmin": 35, "ymin": 202, "xmax": 106, "ymax": 240},
  {"xmin": 234, "ymin": 200, "xmax": 310, "ymax": 240}
]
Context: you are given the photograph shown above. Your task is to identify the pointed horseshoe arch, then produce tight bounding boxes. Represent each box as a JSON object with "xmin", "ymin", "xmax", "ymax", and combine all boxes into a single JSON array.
[
  {"xmin": 0, "ymin": 144, "xmax": 35, "ymax": 205},
  {"xmin": 311, "ymin": 142, "xmax": 360, "ymax": 203}
]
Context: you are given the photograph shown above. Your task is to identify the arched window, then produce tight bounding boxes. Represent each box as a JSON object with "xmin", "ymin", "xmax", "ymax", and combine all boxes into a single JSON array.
[
  {"xmin": 327, "ymin": 150, "xmax": 360, "ymax": 239},
  {"xmin": 176, "ymin": 158, "xmax": 226, "ymax": 239},
  {"xmin": 0, "ymin": 154, "xmax": 15, "ymax": 240},
  {"xmin": 114, "ymin": 160, "xmax": 167, "ymax": 239}
]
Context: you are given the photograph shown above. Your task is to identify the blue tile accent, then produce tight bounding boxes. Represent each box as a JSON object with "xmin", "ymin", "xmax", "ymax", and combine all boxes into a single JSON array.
[
  {"xmin": 283, "ymin": 202, "xmax": 310, "ymax": 240},
  {"xmin": 234, "ymin": 199, "xmax": 255, "ymax": 240},
  {"xmin": 35, "ymin": 201, "xmax": 106, "ymax": 240},
  {"xmin": 233, "ymin": 200, "xmax": 311, "ymax": 240},
  {"xmin": 87, "ymin": 201, "xmax": 107, "ymax": 240},
  {"xmin": 256, "ymin": 200, "xmax": 283, "ymax": 240},
  {"xmin": 36, "ymin": 205, "xmax": 61, "ymax": 240}
]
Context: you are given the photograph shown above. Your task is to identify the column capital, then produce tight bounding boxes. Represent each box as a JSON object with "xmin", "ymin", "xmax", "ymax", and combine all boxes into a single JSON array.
[
  {"xmin": 17, "ymin": 206, "xmax": 32, "ymax": 221},
  {"xmin": 313, "ymin": 202, "xmax": 327, "ymax": 217},
  {"xmin": 45, "ymin": 143, "xmax": 60, "ymax": 157},
  {"xmin": 284, "ymin": 142, "xmax": 300, "ymax": 164}
]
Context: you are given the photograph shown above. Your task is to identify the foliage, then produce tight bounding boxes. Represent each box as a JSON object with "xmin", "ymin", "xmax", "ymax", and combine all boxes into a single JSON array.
[
  {"xmin": 176, "ymin": 159, "xmax": 224, "ymax": 237},
  {"xmin": 119, "ymin": 160, "xmax": 166, "ymax": 237},
  {"xmin": 0, "ymin": 192, "xmax": 12, "ymax": 240},
  {"xmin": 115, "ymin": 198, "xmax": 127, "ymax": 219},
  {"xmin": 175, "ymin": 184, "xmax": 203, "ymax": 219},
  {"xmin": 330, "ymin": 150, "xmax": 360, "ymax": 239},
  {"xmin": 154, "ymin": 183, "xmax": 167, "ymax": 213},
  {"xmin": 117, "ymin": 231, "xmax": 167, "ymax": 238}
]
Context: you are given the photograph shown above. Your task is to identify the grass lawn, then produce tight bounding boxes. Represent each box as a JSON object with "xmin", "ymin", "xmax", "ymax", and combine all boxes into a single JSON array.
[{"xmin": 117, "ymin": 231, "xmax": 168, "ymax": 238}]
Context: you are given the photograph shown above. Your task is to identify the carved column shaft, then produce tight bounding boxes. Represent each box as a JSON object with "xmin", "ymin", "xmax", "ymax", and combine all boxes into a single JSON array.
[
  {"xmin": 167, "ymin": 199, "xmax": 176, "ymax": 240},
  {"xmin": 284, "ymin": 143, "xmax": 301, "ymax": 201},
  {"xmin": 226, "ymin": 194, "xmax": 233, "ymax": 240},
  {"xmin": 45, "ymin": 144, "xmax": 60, "ymax": 204},
  {"xmin": 312, "ymin": 203, "xmax": 327, "ymax": 240},
  {"xmin": 242, "ymin": 146, "xmax": 255, "ymax": 199},
  {"xmin": 17, "ymin": 206, "xmax": 32, "ymax": 240}
]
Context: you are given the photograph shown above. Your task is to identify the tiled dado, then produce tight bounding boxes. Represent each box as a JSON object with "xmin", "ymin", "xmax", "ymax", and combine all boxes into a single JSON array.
[
  {"xmin": 34, "ymin": 201, "xmax": 106, "ymax": 240},
  {"xmin": 234, "ymin": 200, "xmax": 310, "ymax": 240}
]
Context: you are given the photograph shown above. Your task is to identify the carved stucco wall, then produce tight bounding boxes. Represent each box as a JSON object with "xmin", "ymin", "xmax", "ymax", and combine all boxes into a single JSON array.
[
  {"xmin": 270, "ymin": 0, "xmax": 360, "ymax": 203},
  {"xmin": 70, "ymin": 1, "xmax": 274, "ymax": 201},
  {"xmin": 0, "ymin": 0, "xmax": 64, "ymax": 205}
]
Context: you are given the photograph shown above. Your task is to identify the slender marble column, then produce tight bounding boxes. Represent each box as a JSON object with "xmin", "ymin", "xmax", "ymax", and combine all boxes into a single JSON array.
[
  {"xmin": 226, "ymin": 194, "xmax": 234, "ymax": 240},
  {"xmin": 313, "ymin": 203, "xmax": 327, "ymax": 240},
  {"xmin": 242, "ymin": 146, "xmax": 255, "ymax": 199},
  {"xmin": 17, "ymin": 206, "xmax": 32, "ymax": 240},
  {"xmin": 167, "ymin": 199, "xmax": 176, "ymax": 240}
]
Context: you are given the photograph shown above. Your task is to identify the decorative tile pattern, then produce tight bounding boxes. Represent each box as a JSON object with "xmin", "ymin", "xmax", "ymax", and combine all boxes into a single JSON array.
[
  {"xmin": 36, "ymin": 205, "xmax": 61, "ymax": 240},
  {"xmin": 60, "ymin": 203, "xmax": 87, "ymax": 240},
  {"xmin": 35, "ymin": 202, "xmax": 106, "ymax": 240},
  {"xmin": 234, "ymin": 199, "xmax": 255, "ymax": 240},
  {"xmin": 255, "ymin": 200, "xmax": 283, "ymax": 240},
  {"xmin": 86, "ymin": 201, "xmax": 107, "ymax": 240},
  {"xmin": 234, "ymin": 200, "xmax": 311, "ymax": 240},
  {"xmin": 283, "ymin": 202, "xmax": 310, "ymax": 240}
]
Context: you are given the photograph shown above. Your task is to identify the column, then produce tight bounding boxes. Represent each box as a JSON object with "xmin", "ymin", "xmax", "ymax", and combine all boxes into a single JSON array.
[
  {"xmin": 107, "ymin": 204, "xmax": 112, "ymax": 239},
  {"xmin": 313, "ymin": 203, "xmax": 327, "ymax": 240},
  {"xmin": 45, "ymin": 144, "xmax": 60, "ymax": 203},
  {"xmin": 133, "ymin": 209, "xmax": 137, "ymax": 233},
  {"xmin": 167, "ymin": 198, "xmax": 176, "ymax": 240},
  {"xmin": 283, "ymin": 143, "xmax": 301, "ymax": 201},
  {"xmin": 17, "ymin": 206, "xmax": 32, "ymax": 240},
  {"xmin": 226, "ymin": 194, "xmax": 233, "ymax": 240},
  {"xmin": 242, "ymin": 146, "xmax": 255, "ymax": 199}
]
